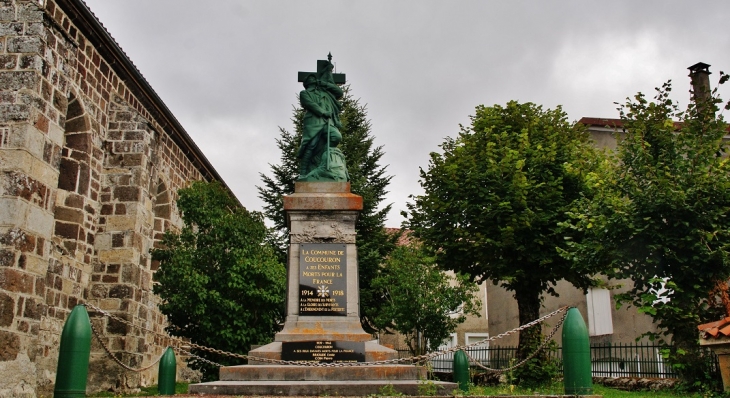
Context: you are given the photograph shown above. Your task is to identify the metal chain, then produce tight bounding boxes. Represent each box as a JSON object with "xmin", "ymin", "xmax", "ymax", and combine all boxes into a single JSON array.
[
  {"xmin": 82, "ymin": 302, "xmax": 568, "ymax": 369},
  {"xmin": 89, "ymin": 318, "xmax": 166, "ymax": 372},
  {"xmin": 405, "ymin": 306, "xmax": 569, "ymax": 365},
  {"xmin": 462, "ymin": 309, "xmax": 568, "ymax": 374},
  {"xmin": 173, "ymin": 346, "xmax": 224, "ymax": 368}
]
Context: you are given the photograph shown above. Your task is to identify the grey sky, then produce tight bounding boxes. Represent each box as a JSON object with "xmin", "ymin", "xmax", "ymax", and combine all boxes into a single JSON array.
[{"xmin": 82, "ymin": 1, "xmax": 730, "ymax": 226}]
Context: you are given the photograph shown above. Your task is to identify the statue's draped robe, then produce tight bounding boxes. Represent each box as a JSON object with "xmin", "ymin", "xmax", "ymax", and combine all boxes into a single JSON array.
[{"xmin": 298, "ymin": 79, "xmax": 345, "ymax": 179}]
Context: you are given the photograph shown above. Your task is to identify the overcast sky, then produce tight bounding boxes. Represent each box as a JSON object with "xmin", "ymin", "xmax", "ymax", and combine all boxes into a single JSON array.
[{"xmin": 82, "ymin": 1, "xmax": 730, "ymax": 227}]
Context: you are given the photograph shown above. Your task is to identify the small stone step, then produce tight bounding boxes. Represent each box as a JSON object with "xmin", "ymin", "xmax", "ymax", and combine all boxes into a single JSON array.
[
  {"xmin": 220, "ymin": 364, "xmax": 426, "ymax": 381},
  {"xmin": 188, "ymin": 379, "xmax": 459, "ymax": 396}
]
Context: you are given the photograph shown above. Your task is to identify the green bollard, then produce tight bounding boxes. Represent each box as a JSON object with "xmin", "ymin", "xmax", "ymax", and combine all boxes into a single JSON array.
[
  {"xmin": 562, "ymin": 307, "xmax": 593, "ymax": 395},
  {"xmin": 453, "ymin": 350, "xmax": 469, "ymax": 392},
  {"xmin": 158, "ymin": 347, "xmax": 177, "ymax": 395},
  {"xmin": 54, "ymin": 305, "xmax": 92, "ymax": 398}
]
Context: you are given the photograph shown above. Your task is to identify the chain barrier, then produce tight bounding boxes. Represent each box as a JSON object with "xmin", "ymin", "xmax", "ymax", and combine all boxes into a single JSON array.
[
  {"xmin": 462, "ymin": 308, "xmax": 568, "ymax": 374},
  {"xmin": 82, "ymin": 302, "xmax": 568, "ymax": 370},
  {"xmin": 89, "ymin": 318, "xmax": 165, "ymax": 372},
  {"xmin": 173, "ymin": 346, "xmax": 224, "ymax": 368},
  {"xmin": 380, "ymin": 306, "xmax": 569, "ymax": 367}
]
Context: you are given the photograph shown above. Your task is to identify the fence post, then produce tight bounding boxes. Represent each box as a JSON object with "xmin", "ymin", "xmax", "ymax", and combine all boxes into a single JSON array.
[
  {"xmin": 562, "ymin": 307, "xmax": 593, "ymax": 395},
  {"xmin": 453, "ymin": 350, "xmax": 469, "ymax": 391},
  {"xmin": 158, "ymin": 347, "xmax": 177, "ymax": 395},
  {"xmin": 54, "ymin": 305, "xmax": 92, "ymax": 398}
]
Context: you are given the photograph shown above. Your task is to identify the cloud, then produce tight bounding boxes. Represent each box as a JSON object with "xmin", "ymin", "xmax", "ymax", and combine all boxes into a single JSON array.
[
  {"xmin": 553, "ymin": 31, "xmax": 672, "ymax": 95},
  {"xmin": 82, "ymin": 0, "xmax": 730, "ymax": 226}
]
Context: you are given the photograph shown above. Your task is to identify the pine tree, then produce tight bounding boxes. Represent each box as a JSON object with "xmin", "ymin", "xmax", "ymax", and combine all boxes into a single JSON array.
[{"xmin": 258, "ymin": 86, "xmax": 396, "ymax": 332}]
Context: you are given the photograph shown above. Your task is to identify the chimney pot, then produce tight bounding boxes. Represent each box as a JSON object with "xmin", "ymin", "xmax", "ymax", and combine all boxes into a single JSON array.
[
  {"xmin": 688, "ymin": 62, "xmax": 712, "ymax": 74},
  {"xmin": 688, "ymin": 62, "xmax": 712, "ymax": 104}
]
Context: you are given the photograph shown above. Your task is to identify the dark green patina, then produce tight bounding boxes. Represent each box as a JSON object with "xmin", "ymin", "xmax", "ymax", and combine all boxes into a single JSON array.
[{"xmin": 296, "ymin": 54, "xmax": 349, "ymax": 182}]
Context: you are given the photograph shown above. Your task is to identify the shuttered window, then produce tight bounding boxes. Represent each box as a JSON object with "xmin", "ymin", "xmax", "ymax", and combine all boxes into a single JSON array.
[{"xmin": 586, "ymin": 288, "xmax": 614, "ymax": 336}]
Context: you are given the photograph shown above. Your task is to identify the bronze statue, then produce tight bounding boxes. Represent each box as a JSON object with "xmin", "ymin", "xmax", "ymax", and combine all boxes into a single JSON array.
[{"xmin": 297, "ymin": 54, "xmax": 348, "ymax": 182}]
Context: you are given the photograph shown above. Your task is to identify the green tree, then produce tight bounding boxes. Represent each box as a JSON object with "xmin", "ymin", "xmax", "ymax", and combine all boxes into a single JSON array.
[
  {"xmin": 258, "ymin": 86, "xmax": 396, "ymax": 332},
  {"xmin": 405, "ymin": 101, "xmax": 606, "ymax": 385},
  {"xmin": 562, "ymin": 79, "xmax": 730, "ymax": 387},
  {"xmin": 371, "ymin": 241, "xmax": 480, "ymax": 356},
  {"xmin": 152, "ymin": 181, "xmax": 286, "ymax": 380}
]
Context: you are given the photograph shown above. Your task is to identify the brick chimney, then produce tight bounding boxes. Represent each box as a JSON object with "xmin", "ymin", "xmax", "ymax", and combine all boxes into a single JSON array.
[{"xmin": 688, "ymin": 62, "xmax": 712, "ymax": 104}]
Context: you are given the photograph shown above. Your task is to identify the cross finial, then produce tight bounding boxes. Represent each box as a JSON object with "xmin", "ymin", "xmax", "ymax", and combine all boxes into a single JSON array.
[{"xmin": 297, "ymin": 55, "xmax": 346, "ymax": 85}]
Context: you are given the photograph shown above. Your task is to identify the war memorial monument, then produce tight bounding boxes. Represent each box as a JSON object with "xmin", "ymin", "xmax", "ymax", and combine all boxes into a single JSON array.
[{"xmin": 188, "ymin": 56, "xmax": 458, "ymax": 395}]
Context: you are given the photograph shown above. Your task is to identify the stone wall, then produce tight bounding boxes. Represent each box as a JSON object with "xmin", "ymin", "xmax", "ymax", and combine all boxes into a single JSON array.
[{"xmin": 0, "ymin": 1, "xmax": 220, "ymax": 396}]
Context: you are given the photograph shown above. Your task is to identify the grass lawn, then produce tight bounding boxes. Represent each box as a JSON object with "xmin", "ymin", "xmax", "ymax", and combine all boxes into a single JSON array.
[
  {"xmin": 461, "ymin": 382, "xmax": 715, "ymax": 397},
  {"xmin": 85, "ymin": 381, "xmax": 722, "ymax": 397}
]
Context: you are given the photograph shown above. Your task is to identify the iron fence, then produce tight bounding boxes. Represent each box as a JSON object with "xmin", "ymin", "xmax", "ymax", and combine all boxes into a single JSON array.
[{"xmin": 396, "ymin": 342, "xmax": 720, "ymax": 379}]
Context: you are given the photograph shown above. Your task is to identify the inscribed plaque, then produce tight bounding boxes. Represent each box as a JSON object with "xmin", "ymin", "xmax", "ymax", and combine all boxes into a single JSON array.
[
  {"xmin": 281, "ymin": 341, "xmax": 365, "ymax": 363},
  {"xmin": 299, "ymin": 243, "xmax": 347, "ymax": 316}
]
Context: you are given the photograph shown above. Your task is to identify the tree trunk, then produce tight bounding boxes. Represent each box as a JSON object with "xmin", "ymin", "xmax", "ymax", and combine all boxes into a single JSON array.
[
  {"xmin": 512, "ymin": 286, "xmax": 555, "ymax": 385},
  {"xmin": 514, "ymin": 287, "xmax": 542, "ymax": 360},
  {"xmin": 669, "ymin": 311, "xmax": 718, "ymax": 385}
]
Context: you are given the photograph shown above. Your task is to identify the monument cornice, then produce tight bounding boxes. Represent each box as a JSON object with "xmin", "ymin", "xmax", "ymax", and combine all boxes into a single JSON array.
[{"xmin": 284, "ymin": 182, "xmax": 363, "ymax": 211}]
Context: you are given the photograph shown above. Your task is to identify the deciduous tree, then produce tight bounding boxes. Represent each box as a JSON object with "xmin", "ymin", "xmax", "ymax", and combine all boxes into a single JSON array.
[
  {"xmin": 371, "ymin": 241, "xmax": 481, "ymax": 356},
  {"xmin": 405, "ymin": 101, "xmax": 606, "ymax": 385},
  {"xmin": 562, "ymin": 79, "xmax": 730, "ymax": 386},
  {"xmin": 152, "ymin": 181, "xmax": 286, "ymax": 380}
]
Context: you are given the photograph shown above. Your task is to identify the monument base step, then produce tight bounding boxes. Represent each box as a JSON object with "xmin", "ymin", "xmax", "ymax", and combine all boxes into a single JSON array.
[
  {"xmin": 220, "ymin": 364, "xmax": 425, "ymax": 381},
  {"xmin": 188, "ymin": 379, "xmax": 459, "ymax": 396}
]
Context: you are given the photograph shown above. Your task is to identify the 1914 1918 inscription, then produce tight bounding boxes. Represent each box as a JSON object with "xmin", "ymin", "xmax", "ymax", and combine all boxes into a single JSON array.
[
  {"xmin": 281, "ymin": 341, "xmax": 365, "ymax": 363},
  {"xmin": 299, "ymin": 243, "xmax": 346, "ymax": 316}
]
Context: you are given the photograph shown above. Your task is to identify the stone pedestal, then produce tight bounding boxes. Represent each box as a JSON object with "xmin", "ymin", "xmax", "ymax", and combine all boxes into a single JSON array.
[{"xmin": 189, "ymin": 182, "xmax": 456, "ymax": 396}]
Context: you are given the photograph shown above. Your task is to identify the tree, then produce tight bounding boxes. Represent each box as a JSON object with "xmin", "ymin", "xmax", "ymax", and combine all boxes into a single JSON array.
[
  {"xmin": 371, "ymin": 240, "xmax": 480, "ymax": 356},
  {"xmin": 152, "ymin": 181, "xmax": 286, "ymax": 380},
  {"xmin": 258, "ymin": 86, "xmax": 396, "ymax": 332},
  {"xmin": 404, "ymin": 101, "xmax": 606, "ymax": 385},
  {"xmin": 562, "ymin": 79, "xmax": 730, "ymax": 386}
]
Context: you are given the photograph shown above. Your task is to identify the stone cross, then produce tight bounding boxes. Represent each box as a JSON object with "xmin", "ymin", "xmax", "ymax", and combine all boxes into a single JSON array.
[{"xmin": 298, "ymin": 53, "xmax": 346, "ymax": 84}]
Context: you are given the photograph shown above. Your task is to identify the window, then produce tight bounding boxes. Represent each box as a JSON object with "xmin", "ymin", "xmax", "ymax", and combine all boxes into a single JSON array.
[
  {"xmin": 430, "ymin": 333, "xmax": 458, "ymax": 372},
  {"xmin": 437, "ymin": 333, "xmax": 458, "ymax": 351},
  {"xmin": 465, "ymin": 333, "xmax": 489, "ymax": 347},
  {"xmin": 465, "ymin": 333, "xmax": 490, "ymax": 363},
  {"xmin": 586, "ymin": 288, "xmax": 614, "ymax": 336}
]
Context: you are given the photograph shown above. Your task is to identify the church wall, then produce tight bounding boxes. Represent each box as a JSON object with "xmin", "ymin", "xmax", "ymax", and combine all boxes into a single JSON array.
[{"xmin": 0, "ymin": 1, "xmax": 217, "ymax": 395}]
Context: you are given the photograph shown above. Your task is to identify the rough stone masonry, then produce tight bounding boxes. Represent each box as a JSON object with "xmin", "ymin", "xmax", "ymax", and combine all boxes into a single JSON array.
[{"xmin": 0, "ymin": 0, "xmax": 229, "ymax": 396}]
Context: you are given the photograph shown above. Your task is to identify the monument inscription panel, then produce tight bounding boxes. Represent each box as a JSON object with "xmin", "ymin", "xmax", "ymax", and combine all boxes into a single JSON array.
[
  {"xmin": 299, "ymin": 243, "xmax": 347, "ymax": 316},
  {"xmin": 281, "ymin": 341, "xmax": 365, "ymax": 362}
]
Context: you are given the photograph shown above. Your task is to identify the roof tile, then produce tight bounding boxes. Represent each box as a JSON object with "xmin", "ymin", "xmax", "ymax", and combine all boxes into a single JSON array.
[{"xmin": 698, "ymin": 317, "xmax": 730, "ymax": 339}]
